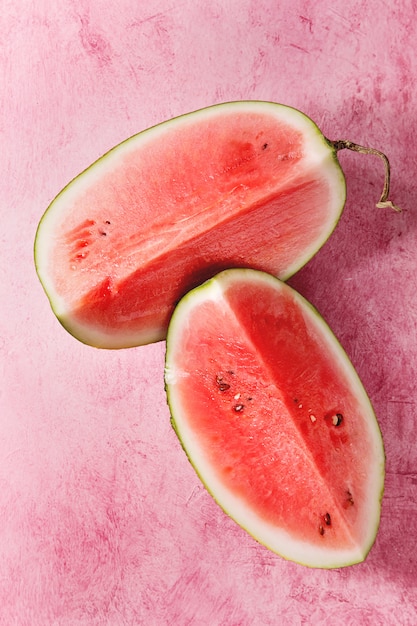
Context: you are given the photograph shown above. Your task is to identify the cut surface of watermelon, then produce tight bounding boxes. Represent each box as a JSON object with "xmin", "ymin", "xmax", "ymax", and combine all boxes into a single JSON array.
[
  {"xmin": 35, "ymin": 101, "xmax": 345, "ymax": 348},
  {"xmin": 164, "ymin": 269, "xmax": 384, "ymax": 568}
]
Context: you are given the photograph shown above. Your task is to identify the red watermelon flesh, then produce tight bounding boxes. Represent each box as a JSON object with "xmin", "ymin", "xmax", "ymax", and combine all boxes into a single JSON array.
[
  {"xmin": 35, "ymin": 101, "xmax": 345, "ymax": 348},
  {"xmin": 165, "ymin": 269, "xmax": 384, "ymax": 568}
]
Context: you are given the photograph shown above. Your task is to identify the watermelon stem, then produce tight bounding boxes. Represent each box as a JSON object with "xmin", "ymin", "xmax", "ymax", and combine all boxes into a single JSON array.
[{"xmin": 329, "ymin": 139, "xmax": 401, "ymax": 212}]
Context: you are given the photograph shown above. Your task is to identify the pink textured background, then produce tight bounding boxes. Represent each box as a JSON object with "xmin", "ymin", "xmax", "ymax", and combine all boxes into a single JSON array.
[{"xmin": 1, "ymin": 1, "xmax": 416, "ymax": 624}]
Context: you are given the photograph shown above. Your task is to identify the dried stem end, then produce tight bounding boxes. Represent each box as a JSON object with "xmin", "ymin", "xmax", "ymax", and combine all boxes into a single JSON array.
[{"xmin": 328, "ymin": 139, "xmax": 401, "ymax": 213}]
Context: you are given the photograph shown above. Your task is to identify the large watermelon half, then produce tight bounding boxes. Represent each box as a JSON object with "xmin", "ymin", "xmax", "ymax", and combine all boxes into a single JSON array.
[
  {"xmin": 164, "ymin": 269, "xmax": 385, "ymax": 568},
  {"xmin": 34, "ymin": 101, "xmax": 346, "ymax": 348}
]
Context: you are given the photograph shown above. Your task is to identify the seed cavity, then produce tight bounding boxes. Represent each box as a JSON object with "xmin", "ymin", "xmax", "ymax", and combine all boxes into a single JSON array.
[
  {"xmin": 332, "ymin": 413, "xmax": 344, "ymax": 426},
  {"xmin": 233, "ymin": 404, "xmax": 244, "ymax": 413}
]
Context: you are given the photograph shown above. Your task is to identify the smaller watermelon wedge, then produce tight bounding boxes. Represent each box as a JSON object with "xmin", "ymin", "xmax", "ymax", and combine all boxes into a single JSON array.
[{"xmin": 164, "ymin": 269, "xmax": 385, "ymax": 568}]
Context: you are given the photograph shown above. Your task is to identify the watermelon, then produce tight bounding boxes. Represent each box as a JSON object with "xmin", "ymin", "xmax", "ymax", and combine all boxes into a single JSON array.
[
  {"xmin": 164, "ymin": 269, "xmax": 385, "ymax": 568},
  {"xmin": 34, "ymin": 101, "xmax": 348, "ymax": 348}
]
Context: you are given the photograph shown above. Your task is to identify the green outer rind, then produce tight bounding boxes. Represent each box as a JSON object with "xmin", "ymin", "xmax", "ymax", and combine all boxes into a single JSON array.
[
  {"xmin": 164, "ymin": 268, "xmax": 385, "ymax": 569},
  {"xmin": 34, "ymin": 101, "xmax": 346, "ymax": 348}
]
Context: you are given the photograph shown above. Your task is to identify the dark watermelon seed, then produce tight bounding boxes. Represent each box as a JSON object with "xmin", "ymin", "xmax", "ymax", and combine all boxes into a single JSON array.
[
  {"xmin": 216, "ymin": 374, "xmax": 230, "ymax": 392},
  {"xmin": 346, "ymin": 490, "xmax": 354, "ymax": 506},
  {"xmin": 324, "ymin": 512, "xmax": 331, "ymax": 526},
  {"xmin": 262, "ymin": 143, "xmax": 268, "ymax": 150},
  {"xmin": 319, "ymin": 525, "xmax": 325, "ymax": 536}
]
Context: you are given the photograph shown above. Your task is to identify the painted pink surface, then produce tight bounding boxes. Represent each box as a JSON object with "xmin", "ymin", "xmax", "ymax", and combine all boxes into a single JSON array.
[{"xmin": 1, "ymin": 0, "xmax": 416, "ymax": 624}]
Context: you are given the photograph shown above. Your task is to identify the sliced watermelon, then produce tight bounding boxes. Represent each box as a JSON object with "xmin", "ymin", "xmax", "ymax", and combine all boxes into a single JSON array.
[
  {"xmin": 35, "ymin": 101, "xmax": 346, "ymax": 348},
  {"xmin": 164, "ymin": 269, "xmax": 385, "ymax": 568}
]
